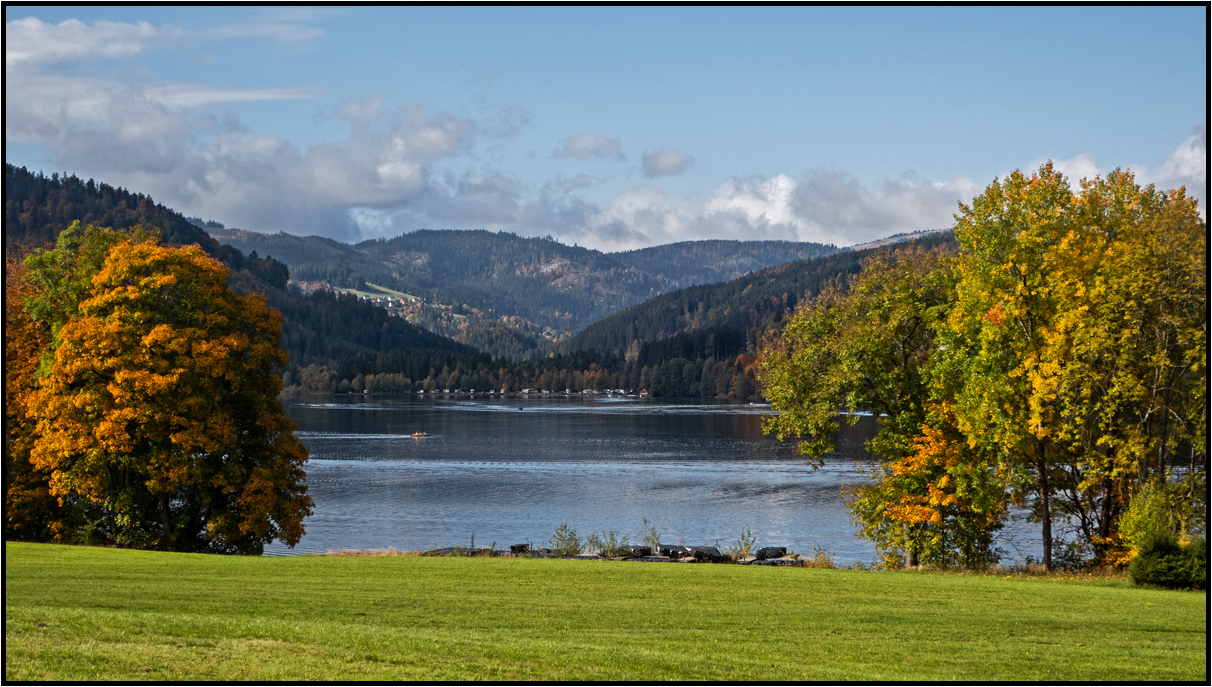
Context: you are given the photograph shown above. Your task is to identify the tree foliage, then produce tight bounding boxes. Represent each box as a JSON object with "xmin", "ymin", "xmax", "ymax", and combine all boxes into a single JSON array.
[
  {"xmin": 10, "ymin": 229, "xmax": 312, "ymax": 554},
  {"xmin": 759, "ymin": 245, "xmax": 1007, "ymax": 566},
  {"xmin": 759, "ymin": 164, "xmax": 1206, "ymax": 570},
  {"xmin": 4, "ymin": 256, "xmax": 61, "ymax": 541},
  {"xmin": 760, "ymin": 245, "xmax": 954, "ymax": 463}
]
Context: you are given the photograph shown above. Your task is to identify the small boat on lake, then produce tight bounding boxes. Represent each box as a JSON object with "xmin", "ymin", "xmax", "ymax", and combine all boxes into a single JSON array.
[{"xmin": 411, "ymin": 432, "xmax": 429, "ymax": 437}]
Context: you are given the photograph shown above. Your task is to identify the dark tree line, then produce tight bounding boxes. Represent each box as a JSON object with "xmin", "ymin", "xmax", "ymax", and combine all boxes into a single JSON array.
[{"xmin": 5, "ymin": 165, "xmax": 288, "ymax": 289}]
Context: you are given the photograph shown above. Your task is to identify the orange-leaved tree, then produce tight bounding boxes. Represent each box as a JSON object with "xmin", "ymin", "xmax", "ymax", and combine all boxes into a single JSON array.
[
  {"xmin": 4, "ymin": 255, "xmax": 65, "ymax": 541},
  {"xmin": 849, "ymin": 403, "xmax": 1007, "ymax": 568},
  {"xmin": 27, "ymin": 236, "xmax": 312, "ymax": 554}
]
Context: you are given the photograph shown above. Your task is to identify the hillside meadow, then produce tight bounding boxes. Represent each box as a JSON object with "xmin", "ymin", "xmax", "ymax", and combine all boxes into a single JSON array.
[{"xmin": 4, "ymin": 542, "xmax": 1205, "ymax": 681}]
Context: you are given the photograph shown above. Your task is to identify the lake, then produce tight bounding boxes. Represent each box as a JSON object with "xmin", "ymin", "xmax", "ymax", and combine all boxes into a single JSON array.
[{"xmin": 266, "ymin": 395, "xmax": 1041, "ymax": 563}]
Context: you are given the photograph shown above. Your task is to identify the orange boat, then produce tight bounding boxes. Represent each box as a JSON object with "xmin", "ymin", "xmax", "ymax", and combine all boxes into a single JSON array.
[{"xmin": 411, "ymin": 432, "xmax": 429, "ymax": 437}]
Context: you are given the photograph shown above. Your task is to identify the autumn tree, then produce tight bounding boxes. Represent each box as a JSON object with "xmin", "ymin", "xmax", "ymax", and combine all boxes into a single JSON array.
[
  {"xmin": 940, "ymin": 164, "xmax": 1206, "ymax": 569},
  {"xmin": 1033, "ymin": 171, "xmax": 1206, "ymax": 561},
  {"xmin": 937, "ymin": 163, "xmax": 1085, "ymax": 570},
  {"xmin": 24, "ymin": 233, "xmax": 312, "ymax": 554},
  {"xmin": 758, "ymin": 245, "xmax": 1008, "ymax": 565},
  {"xmin": 21, "ymin": 221, "xmax": 159, "ymax": 373},
  {"xmin": 848, "ymin": 403, "xmax": 1007, "ymax": 568},
  {"xmin": 4, "ymin": 256, "xmax": 63, "ymax": 540}
]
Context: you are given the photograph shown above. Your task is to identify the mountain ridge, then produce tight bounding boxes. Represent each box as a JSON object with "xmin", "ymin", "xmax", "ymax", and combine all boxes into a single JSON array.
[{"xmin": 207, "ymin": 224, "xmax": 841, "ymax": 359}]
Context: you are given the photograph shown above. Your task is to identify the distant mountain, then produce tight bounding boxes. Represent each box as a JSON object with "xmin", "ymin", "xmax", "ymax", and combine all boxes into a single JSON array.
[
  {"xmin": 610, "ymin": 239, "xmax": 836, "ymax": 290},
  {"xmin": 563, "ymin": 231, "xmax": 957, "ymax": 356},
  {"xmin": 208, "ymin": 227, "xmax": 841, "ymax": 336},
  {"xmin": 845, "ymin": 228, "xmax": 949, "ymax": 252}
]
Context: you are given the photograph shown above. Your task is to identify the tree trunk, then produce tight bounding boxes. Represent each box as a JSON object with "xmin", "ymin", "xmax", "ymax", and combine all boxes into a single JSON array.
[
  {"xmin": 158, "ymin": 492, "xmax": 174, "ymax": 550},
  {"xmin": 1039, "ymin": 441, "xmax": 1052, "ymax": 571}
]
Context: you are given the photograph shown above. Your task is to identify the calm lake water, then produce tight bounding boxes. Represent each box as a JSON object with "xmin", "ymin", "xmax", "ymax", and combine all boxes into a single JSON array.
[{"xmin": 266, "ymin": 396, "xmax": 1041, "ymax": 563}]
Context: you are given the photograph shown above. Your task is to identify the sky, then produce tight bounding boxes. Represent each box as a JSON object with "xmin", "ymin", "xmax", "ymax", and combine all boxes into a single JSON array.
[{"xmin": 4, "ymin": 6, "xmax": 1206, "ymax": 250}]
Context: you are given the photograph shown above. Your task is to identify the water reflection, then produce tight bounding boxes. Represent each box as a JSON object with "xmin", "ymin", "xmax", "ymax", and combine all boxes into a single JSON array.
[{"xmin": 267, "ymin": 396, "xmax": 1037, "ymax": 563}]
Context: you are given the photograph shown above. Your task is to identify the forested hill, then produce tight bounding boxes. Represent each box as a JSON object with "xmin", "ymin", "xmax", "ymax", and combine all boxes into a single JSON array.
[
  {"xmin": 213, "ymin": 227, "xmax": 653, "ymax": 331},
  {"xmin": 210, "ymin": 226, "xmax": 839, "ymax": 332},
  {"xmin": 5, "ymin": 165, "xmax": 480, "ymax": 370},
  {"xmin": 4, "ymin": 165, "xmax": 288, "ymax": 288},
  {"xmin": 564, "ymin": 231, "xmax": 957, "ymax": 356},
  {"xmin": 610, "ymin": 240, "xmax": 837, "ymax": 290}
]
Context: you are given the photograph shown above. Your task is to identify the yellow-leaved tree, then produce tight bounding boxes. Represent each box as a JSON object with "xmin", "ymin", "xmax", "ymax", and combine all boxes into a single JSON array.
[{"xmin": 25, "ymin": 232, "xmax": 312, "ymax": 554}]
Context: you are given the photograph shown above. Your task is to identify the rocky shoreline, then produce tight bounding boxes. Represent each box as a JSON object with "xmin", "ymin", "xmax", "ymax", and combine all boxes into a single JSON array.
[{"xmin": 420, "ymin": 543, "xmax": 808, "ymax": 567}]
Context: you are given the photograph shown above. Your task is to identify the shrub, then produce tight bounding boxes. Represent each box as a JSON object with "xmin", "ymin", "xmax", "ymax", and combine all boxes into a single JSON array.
[
  {"xmin": 638, "ymin": 518, "xmax": 660, "ymax": 554},
  {"xmin": 1129, "ymin": 533, "xmax": 1207, "ymax": 590},
  {"xmin": 587, "ymin": 530, "xmax": 630, "ymax": 558},
  {"xmin": 726, "ymin": 525, "xmax": 756, "ymax": 561},
  {"xmin": 1120, "ymin": 481, "xmax": 1175, "ymax": 554},
  {"xmin": 549, "ymin": 523, "xmax": 582, "ymax": 556},
  {"xmin": 805, "ymin": 545, "xmax": 836, "ymax": 569}
]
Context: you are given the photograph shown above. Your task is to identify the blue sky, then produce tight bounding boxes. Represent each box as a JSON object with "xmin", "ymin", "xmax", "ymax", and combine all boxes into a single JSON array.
[{"xmin": 5, "ymin": 6, "xmax": 1206, "ymax": 249}]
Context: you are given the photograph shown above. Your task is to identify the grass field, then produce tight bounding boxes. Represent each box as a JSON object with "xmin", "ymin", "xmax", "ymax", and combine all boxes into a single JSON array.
[
  {"xmin": 4, "ymin": 542, "xmax": 1206, "ymax": 681},
  {"xmin": 334, "ymin": 282, "xmax": 418, "ymax": 301}
]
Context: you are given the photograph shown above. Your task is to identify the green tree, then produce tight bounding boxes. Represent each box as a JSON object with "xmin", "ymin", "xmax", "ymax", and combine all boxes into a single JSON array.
[
  {"xmin": 758, "ymin": 245, "xmax": 1007, "ymax": 565},
  {"xmin": 942, "ymin": 164, "xmax": 1206, "ymax": 569},
  {"xmin": 759, "ymin": 245, "xmax": 953, "ymax": 465},
  {"xmin": 26, "ymin": 236, "xmax": 313, "ymax": 554},
  {"xmin": 938, "ymin": 163, "xmax": 1081, "ymax": 570},
  {"xmin": 1035, "ymin": 172, "xmax": 1206, "ymax": 560}
]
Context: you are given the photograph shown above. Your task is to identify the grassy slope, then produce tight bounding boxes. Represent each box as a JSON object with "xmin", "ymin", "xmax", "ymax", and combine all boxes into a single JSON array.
[{"xmin": 5, "ymin": 543, "xmax": 1205, "ymax": 681}]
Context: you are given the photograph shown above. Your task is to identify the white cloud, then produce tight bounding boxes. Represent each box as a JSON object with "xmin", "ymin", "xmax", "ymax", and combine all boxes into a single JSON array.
[
  {"xmin": 4, "ymin": 16, "xmax": 320, "ymax": 68},
  {"xmin": 791, "ymin": 172, "xmax": 977, "ymax": 243},
  {"xmin": 4, "ymin": 16, "xmax": 479, "ymax": 239},
  {"xmin": 10, "ymin": 17, "xmax": 1200, "ymax": 250},
  {"xmin": 155, "ymin": 104, "xmax": 478, "ymax": 237},
  {"xmin": 544, "ymin": 171, "xmax": 974, "ymax": 252},
  {"xmin": 334, "ymin": 96, "xmax": 384, "ymax": 122},
  {"xmin": 552, "ymin": 133, "xmax": 625, "ymax": 160},
  {"xmin": 1037, "ymin": 126, "xmax": 1206, "ymax": 218},
  {"xmin": 146, "ymin": 83, "xmax": 319, "ymax": 108},
  {"xmin": 1150, "ymin": 125, "xmax": 1206, "ymax": 214},
  {"xmin": 5, "ymin": 17, "xmax": 161, "ymax": 65},
  {"xmin": 1159, "ymin": 125, "xmax": 1207, "ymax": 184},
  {"xmin": 1052, "ymin": 153, "xmax": 1101, "ymax": 185},
  {"xmin": 641, "ymin": 146, "xmax": 694, "ymax": 177}
]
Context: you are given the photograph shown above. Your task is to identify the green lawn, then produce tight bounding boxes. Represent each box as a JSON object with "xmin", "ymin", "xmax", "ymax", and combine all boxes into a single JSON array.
[{"xmin": 4, "ymin": 542, "xmax": 1205, "ymax": 681}]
